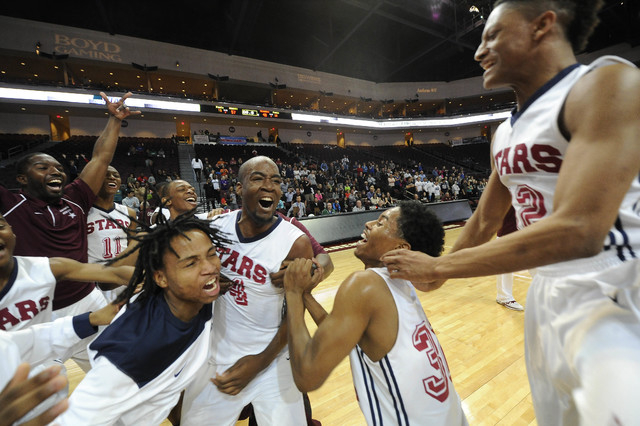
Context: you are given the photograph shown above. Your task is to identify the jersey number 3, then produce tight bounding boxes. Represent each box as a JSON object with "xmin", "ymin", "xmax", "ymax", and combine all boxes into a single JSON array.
[{"xmin": 413, "ymin": 321, "xmax": 449, "ymax": 402}]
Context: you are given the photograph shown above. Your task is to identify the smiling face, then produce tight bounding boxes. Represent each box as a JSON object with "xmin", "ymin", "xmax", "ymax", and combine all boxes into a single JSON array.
[
  {"xmin": 237, "ymin": 157, "xmax": 282, "ymax": 228},
  {"xmin": 153, "ymin": 229, "xmax": 221, "ymax": 318},
  {"xmin": 474, "ymin": 4, "xmax": 534, "ymax": 90},
  {"xmin": 17, "ymin": 154, "xmax": 67, "ymax": 202},
  {"xmin": 355, "ymin": 207, "xmax": 407, "ymax": 268},
  {"xmin": 164, "ymin": 180, "xmax": 198, "ymax": 217},
  {"xmin": 97, "ymin": 166, "xmax": 122, "ymax": 199}
]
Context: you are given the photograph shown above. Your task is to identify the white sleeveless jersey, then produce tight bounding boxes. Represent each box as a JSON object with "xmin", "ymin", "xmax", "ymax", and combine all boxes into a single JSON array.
[
  {"xmin": 0, "ymin": 256, "xmax": 55, "ymax": 331},
  {"xmin": 209, "ymin": 210, "xmax": 304, "ymax": 365},
  {"xmin": 349, "ymin": 268, "xmax": 466, "ymax": 426},
  {"xmin": 493, "ymin": 56, "xmax": 640, "ymax": 268},
  {"xmin": 87, "ymin": 203, "xmax": 131, "ymax": 263}
]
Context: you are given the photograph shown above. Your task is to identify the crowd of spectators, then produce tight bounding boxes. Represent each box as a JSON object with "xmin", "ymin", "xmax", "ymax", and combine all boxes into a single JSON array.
[{"xmin": 197, "ymin": 152, "xmax": 488, "ymax": 218}]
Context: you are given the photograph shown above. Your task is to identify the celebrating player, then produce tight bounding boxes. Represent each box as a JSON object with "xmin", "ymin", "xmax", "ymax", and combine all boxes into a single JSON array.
[
  {"xmin": 0, "ymin": 92, "xmax": 140, "ymax": 371},
  {"xmin": 284, "ymin": 201, "xmax": 467, "ymax": 425},
  {"xmin": 87, "ymin": 165, "xmax": 137, "ymax": 302},
  {"xmin": 181, "ymin": 156, "xmax": 314, "ymax": 426},
  {"xmin": 54, "ymin": 213, "xmax": 229, "ymax": 425},
  {"xmin": 382, "ymin": 1, "xmax": 640, "ymax": 424}
]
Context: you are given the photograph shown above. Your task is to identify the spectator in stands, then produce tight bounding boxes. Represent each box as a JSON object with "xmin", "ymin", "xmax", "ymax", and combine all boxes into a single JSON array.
[
  {"xmin": 352, "ymin": 199, "xmax": 365, "ymax": 212},
  {"xmin": 122, "ymin": 189, "xmax": 140, "ymax": 214},
  {"xmin": 288, "ymin": 195, "xmax": 306, "ymax": 218},
  {"xmin": 191, "ymin": 157, "xmax": 204, "ymax": 181},
  {"xmin": 0, "ymin": 91, "xmax": 139, "ymax": 371}
]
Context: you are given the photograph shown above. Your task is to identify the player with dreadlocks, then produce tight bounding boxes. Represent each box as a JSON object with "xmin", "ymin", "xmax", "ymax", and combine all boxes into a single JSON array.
[{"xmin": 54, "ymin": 212, "xmax": 231, "ymax": 425}]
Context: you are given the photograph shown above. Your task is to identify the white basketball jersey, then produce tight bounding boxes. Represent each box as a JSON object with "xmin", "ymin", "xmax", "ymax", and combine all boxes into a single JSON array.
[
  {"xmin": 493, "ymin": 56, "xmax": 640, "ymax": 267},
  {"xmin": 87, "ymin": 203, "xmax": 131, "ymax": 263},
  {"xmin": 349, "ymin": 268, "xmax": 466, "ymax": 426},
  {"xmin": 209, "ymin": 210, "xmax": 304, "ymax": 365},
  {"xmin": 0, "ymin": 256, "xmax": 55, "ymax": 331}
]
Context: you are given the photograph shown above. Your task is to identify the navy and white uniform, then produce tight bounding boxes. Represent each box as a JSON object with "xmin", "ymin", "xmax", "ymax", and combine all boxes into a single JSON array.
[
  {"xmin": 55, "ymin": 292, "xmax": 214, "ymax": 426},
  {"xmin": 182, "ymin": 210, "xmax": 306, "ymax": 426},
  {"xmin": 493, "ymin": 56, "xmax": 640, "ymax": 424},
  {"xmin": 87, "ymin": 203, "xmax": 131, "ymax": 302},
  {"xmin": 349, "ymin": 268, "xmax": 467, "ymax": 426},
  {"xmin": 0, "ymin": 256, "xmax": 55, "ymax": 331}
]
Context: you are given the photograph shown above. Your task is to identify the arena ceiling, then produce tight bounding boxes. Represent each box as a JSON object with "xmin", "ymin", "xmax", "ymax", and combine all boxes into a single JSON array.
[{"xmin": 1, "ymin": 0, "xmax": 638, "ymax": 83}]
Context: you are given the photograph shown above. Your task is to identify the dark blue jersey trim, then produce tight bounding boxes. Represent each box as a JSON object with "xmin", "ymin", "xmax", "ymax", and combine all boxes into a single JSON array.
[{"xmin": 511, "ymin": 63, "xmax": 581, "ymax": 126}]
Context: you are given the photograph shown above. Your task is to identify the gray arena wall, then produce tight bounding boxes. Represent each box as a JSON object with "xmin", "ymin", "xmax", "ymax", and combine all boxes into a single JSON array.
[{"xmin": 299, "ymin": 199, "xmax": 472, "ymax": 245}]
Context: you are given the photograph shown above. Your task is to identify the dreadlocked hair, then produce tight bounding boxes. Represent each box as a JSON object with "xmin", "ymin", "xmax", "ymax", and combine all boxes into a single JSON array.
[
  {"xmin": 108, "ymin": 210, "xmax": 231, "ymax": 306},
  {"xmin": 493, "ymin": 0, "xmax": 605, "ymax": 52}
]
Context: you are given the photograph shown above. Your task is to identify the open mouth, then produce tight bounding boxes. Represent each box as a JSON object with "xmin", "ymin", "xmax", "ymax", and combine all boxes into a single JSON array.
[
  {"xmin": 203, "ymin": 277, "xmax": 219, "ymax": 295},
  {"xmin": 107, "ymin": 182, "xmax": 118, "ymax": 189},
  {"xmin": 258, "ymin": 197, "xmax": 274, "ymax": 209},
  {"xmin": 46, "ymin": 179, "xmax": 63, "ymax": 191},
  {"xmin": 185, "ymin": 196, "xmax": 197, "ymax": 204}
]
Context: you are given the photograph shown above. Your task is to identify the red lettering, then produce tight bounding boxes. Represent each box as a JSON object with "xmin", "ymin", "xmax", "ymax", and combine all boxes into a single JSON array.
[
  {"xmin": 498, "ymin": 146, "xmax": 512, "ymax": 175},
  {"xmin": 87, "ymin": 221, "xmax": 95, "ymax": 234},
  {"xmin": 237, "ymin": 256, "xmax": 254, "ymax": 280},
  {"xmin": 96, "ymin": 219, "xmax": 105, "ymax": 231},
  {"xmin": 39, "ymin": 297, "xmax": 50, "ymax": 311},
  {"xmin": 511, "ymin": 143, "xmax": 536, "ymax": 174},
  {"xmin": 221, "ymin": 250, "xmax": 239, "ymax": 272},
  {"xmin": 16, "ymin": 300, "xmax": 39, "ymax": 321},
  {"xmin": 105, "ymin": 220, "xmax": 118, "ymax": 230},
  {"xmin": 0, "ymin": 307, "xmax": 20, "ymax": 330},
  {"xmin": 531, "ymin": 145, "xmax": 562, "ymax": 172},
  {"xmin": 253, "ymin": 264, "xmax": 267, "ymax": 284}
]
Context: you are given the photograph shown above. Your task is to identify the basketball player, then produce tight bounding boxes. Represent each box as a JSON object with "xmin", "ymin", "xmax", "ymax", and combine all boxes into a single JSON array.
[
  {"xmin": 284, "ymin": 201, "xmax": 467, "ymax": 425},
  {"xmin": 0, "ymin": 213, "xmax": 133, "ymax": 333},
  {"xmin": 87, "ymin": 165, "xmax": 137, "ymax": 302},
  {"xmin": 181, "ymin": 156, "xmax": 314, "ymax": 426},
  {"xmin": 54, "ymin": 213, "xmax": 229, "ymax": 425},
  {"xmin": 0, "ymin": 92, "xmax": 139, "ymax": 370},
  {"xmin": 382, "ymin": 1, "xmax": 640, "ymax": 424}
]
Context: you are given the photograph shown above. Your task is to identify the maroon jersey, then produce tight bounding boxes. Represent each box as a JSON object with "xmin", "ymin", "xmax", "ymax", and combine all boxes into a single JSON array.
[
  {"xmin": 277, "ymin": 211, "xmax": 327, "ymax": 256},
  {"xmin": 1, "ymin": 179, "xmax": 97, "ymax": 310}
]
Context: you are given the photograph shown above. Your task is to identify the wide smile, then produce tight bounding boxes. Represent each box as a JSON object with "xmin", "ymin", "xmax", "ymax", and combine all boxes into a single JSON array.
[
  {"xmin": 46, "ymin": 178, "xmax": 63, "ymax": 191},
  {"xmin": 185, "ymin": 196, "xmax": 198, "ymax": 205}
]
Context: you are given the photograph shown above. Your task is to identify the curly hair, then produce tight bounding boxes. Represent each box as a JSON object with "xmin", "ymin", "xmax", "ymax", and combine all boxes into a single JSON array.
[
  {"xmin": 109, "ymin": 210, "xmax": 231, "ymax": 306},
  {"xmin": 493, "ymin": 0, "xmax": 605, "ymax": 52},
  {"xmin": 396, "ymin": 201, "xmax": 445, "ymax": 257}
]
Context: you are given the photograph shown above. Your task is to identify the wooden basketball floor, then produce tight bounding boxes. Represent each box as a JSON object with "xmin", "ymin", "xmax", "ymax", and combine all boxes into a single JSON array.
[{"xmin": 66, "ymin": 225, "xmax": 537, "ymax": 425}]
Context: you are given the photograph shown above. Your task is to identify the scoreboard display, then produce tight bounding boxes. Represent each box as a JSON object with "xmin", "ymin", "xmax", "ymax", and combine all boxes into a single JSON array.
[{"xmin": 201, "ymin": 104, "xmax": 291, "ymax": 119}]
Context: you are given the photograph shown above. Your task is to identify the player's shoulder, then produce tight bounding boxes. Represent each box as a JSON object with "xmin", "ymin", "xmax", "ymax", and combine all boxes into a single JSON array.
[
  {"xmin": 339, "ymin": 269, "xmax": 388, "ymax": 299},
  {"xmin": 572, "ymin": 59, "xmax": 640, "ymax": 102}
]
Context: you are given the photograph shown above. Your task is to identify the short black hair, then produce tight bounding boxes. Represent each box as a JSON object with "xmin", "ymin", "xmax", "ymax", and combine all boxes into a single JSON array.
[
  {"xmin": 493, "ymin": 0, "xmax": 605, "ymax": 52},
  {"xmin": 396, "ymin": 201, "xmax": 445, "ymax": 257},
  {"xmin": 110, "ymin": 211, "xmax": 231, "ymax": 306},
  {"xmin": 16, "ymin": 152, "xmax": 45, "ymax": 175}
]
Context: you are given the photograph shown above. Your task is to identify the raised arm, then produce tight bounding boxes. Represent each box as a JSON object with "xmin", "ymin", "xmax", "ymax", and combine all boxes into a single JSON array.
[
  {"xmin": 79, "ymin": 92, "xmax": 140, "ymax": 194},
  {"xmin": 284, "ymin": 260, "xmax": 378, "ymax": 392},
  {"xmin": 49, "ymin": 257, "xmax": 134, "ymax": 286}
]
